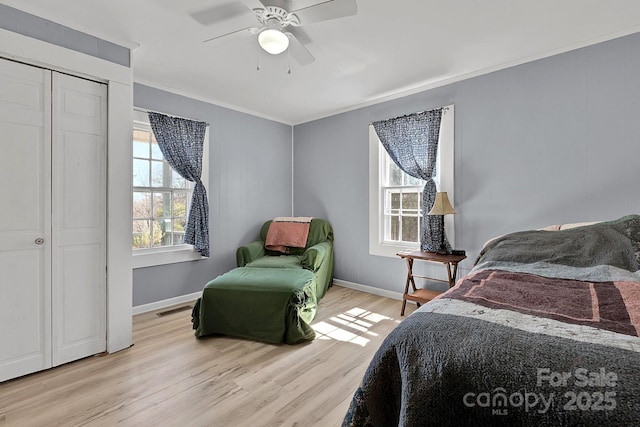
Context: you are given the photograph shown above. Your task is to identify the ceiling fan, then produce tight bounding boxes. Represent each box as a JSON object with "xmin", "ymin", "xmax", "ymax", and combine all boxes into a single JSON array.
[{"xmin": 197, "ymin": 0, "xmax": 358, "ymax": 66}]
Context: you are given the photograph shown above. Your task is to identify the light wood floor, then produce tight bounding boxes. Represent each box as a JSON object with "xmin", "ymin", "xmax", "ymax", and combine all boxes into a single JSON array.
[{"xmin": 0, "ymin": 285, "xmax": 413, "ymax": 427}]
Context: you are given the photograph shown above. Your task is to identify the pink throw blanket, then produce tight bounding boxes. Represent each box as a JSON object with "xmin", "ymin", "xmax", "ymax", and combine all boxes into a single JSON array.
[{"xmin": 265, "ymin": 217, "xmax": 312, "ymax": 253}]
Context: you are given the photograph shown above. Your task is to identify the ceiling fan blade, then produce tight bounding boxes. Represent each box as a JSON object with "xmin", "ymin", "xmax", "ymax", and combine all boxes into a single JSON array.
[
  {"xmin": 240, "ymin": 0, "xmax": 268, "ymax": 10},
  {"xmin": 204, "ymin": 27, "xmax": 256, "ymax": 44},
  {"xmin": 287, "ymin": 27, "xmax": 311, "ymax": 46},
  {"xmin": 286, "ymin": 32, "xmax": 315, "ymax": 65},
  {"xmin": 292, "ymin": 0, "xmax": 357, "ymax": 25},
  {"xmin": 191, "ymin": 2, "xmax": 252, "ymax": 26}
]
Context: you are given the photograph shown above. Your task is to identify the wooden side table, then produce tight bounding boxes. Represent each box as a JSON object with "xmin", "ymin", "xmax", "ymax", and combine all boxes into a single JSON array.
[{"xmin": 397, "ymin": 250, "xmax": 466, "ymax": 316}]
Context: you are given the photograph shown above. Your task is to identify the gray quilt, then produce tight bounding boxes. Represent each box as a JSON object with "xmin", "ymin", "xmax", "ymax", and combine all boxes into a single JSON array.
[{"xmin": 343, "ymin": 215, "xmax": 640, "ymax": 426}]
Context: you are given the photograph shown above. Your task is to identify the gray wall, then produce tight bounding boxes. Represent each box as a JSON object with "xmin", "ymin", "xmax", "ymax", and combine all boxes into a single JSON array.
[
  {"xmin": 293, "ymin": 32, "xmax": 640, "ymax": 294},
  {"xmin": 133, "ymin": 84, "xmax": 293, "ymax": 306}
]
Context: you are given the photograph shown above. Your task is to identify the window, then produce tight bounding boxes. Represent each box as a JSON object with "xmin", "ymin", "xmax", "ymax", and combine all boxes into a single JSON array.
[
  {"xmin": 133, "ymin": 125, "xmax": 191, "ymax": 250},
  {"xmin": 380, "ymin": 157, "xmax": 428, "ymax": 245},
  {"xmin": 369, "ymin": 105, "xmax": 454, "ymax": 257},
  {"xmin": 132, "ymin": 109, "xmax": 208, "ymax": 268}
]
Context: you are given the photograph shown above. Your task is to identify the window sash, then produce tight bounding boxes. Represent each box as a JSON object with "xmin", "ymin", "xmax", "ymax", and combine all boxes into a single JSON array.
[
  {"xmin": 381, "ymin": 185, "xmax": 424, "ymax": 245},
  {"xmin": 132, "ymin": 188, "xmax": 190, "ymax": 250},
  {"xmin": 381, "ymin": 153, "xmax": 427, "ymax": 245}
]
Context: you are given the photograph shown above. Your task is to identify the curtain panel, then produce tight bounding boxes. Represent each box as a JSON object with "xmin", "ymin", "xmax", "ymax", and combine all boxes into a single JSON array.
[
  {"xmin": 148, "ymin": 112, "xmax": 210, "ymax": 257},
  {"xmin": 372, "ymin": 108, "xmax": 450, "ymax": 252}
]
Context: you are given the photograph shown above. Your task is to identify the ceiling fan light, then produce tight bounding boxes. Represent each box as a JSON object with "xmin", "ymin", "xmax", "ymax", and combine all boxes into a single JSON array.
[{"xmin": 258, "ymin": 28, "xmax": 289, "ymax": 55}]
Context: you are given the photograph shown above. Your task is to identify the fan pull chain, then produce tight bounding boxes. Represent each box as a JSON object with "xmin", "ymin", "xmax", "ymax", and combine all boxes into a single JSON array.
[
  {"xmin": 256, "ymin": 42, "xmax": 261, "ymax": 71},
  {"xmin": 255, "ymin": 43, "xmax": 294, "ymax": 74}
]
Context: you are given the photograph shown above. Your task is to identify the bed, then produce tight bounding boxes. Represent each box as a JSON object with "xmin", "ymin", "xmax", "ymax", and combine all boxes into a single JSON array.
[{"xmin": 343, "ymin": 215, "xmax": 640, "ymax": 426}]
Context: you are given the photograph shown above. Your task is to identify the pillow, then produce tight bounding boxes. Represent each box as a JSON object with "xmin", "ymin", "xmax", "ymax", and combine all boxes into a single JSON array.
[
  {"xmin": 482, "ymin": 221, "xmax": 601, "ymax": 248},
  {"xmin": 264, "ymin": 220, "xmax": 311, "ymax": 254},
  {"xmin": 558, "ymin": 221, "xmax": 600, "ymax": 230}
]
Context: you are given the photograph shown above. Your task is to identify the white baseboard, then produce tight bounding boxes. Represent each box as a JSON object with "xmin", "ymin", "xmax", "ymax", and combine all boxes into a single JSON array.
[
  {"xmin": 132, "ymin": 291, "xmax": 201, "ymax": 316},
  {"xmin": 333, "ymin": 278, "xmax": 404, "ymax": 301}
]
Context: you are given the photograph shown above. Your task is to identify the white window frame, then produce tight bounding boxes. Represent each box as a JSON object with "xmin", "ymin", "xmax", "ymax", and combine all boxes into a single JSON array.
[
  {"xmin": 369, "ymin": 105, "xmax": 454, "ymax": 257},
  {"xmin": 132, "ymin": 109, "xmax": 209, "ymax": 268}
]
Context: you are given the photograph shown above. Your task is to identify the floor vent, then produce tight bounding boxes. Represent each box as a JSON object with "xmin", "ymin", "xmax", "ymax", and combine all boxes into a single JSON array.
[{"xmin": 156, "ymin": 305, "xmax": 192, "ymax": 317}]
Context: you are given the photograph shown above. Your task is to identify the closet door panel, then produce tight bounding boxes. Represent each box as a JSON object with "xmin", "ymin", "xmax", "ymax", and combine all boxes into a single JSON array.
[
  {"xmin": 60, "ymin": 132, "xmax": 103, "ymax": 230},
  {"xmin": 0, "ymin": 250, "xmax": 49, "ymax": 381},
  {"xmin": 0, "ymin": 126, "xmax": 44, "ymax": 232},
  {"xmin": 51, "ymin": 72, "xmax": 107, "ymax": 366},
  {"xmin": 58, "ymin": 245, "xmax": 103, "ymax": 351},
  {"xmin": 0, "ymin": 59, "xmax": 52, "ymax": 382}
]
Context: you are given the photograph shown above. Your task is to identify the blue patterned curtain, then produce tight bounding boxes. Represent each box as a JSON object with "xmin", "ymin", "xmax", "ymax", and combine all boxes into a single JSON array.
[
  {"xmin": 372, "ymin": 108, "xmax": 450, "ymax": 252},
  {"xmin": 148, "ymin": 112, "xmax": 210, "ymax": 257}
]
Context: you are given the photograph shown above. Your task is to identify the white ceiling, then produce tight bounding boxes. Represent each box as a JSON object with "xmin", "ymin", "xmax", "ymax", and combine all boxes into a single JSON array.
[{"xmin": 6, "ymin": 0, "xmax": 640, "ymax": 124}]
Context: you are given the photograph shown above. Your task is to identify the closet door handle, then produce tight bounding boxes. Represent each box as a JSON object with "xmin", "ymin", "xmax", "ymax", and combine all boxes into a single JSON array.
[{"xmin": 35, "ymin": 238, "xmax": 45, "ymax": 245}]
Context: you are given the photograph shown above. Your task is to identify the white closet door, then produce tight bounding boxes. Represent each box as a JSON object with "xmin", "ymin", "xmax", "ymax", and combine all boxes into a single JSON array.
[
  {"xmin": 51, "ymin": 72, "xmax": 107, "ymax": 366},
  {"xmin": 0, "ymin": 59, "xmax": 52, "ymax": 382}
]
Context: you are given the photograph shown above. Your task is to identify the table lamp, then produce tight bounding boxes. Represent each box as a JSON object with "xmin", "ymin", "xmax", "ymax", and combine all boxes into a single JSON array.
[{"xmin": 427, "ymin": 192, "xmax": 456, "ymax": 254}]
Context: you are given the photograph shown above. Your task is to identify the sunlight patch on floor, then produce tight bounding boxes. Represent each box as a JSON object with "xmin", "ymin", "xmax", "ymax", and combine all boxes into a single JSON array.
[{"xmin": 312, "ymin": 307, "xmax": 393, "ymax": 347}]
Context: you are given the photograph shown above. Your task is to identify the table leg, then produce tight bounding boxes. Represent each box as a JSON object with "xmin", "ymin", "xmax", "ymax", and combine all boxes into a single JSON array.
[
  {"xmin": 401, "ymin": 258, "xmax": 414, "ymax": 316},
  {"xmin": 444, "ymin": 261, "xmax": 461, "ymax": 288},
  {"xmin": 451, "ymin": 262, "xmax": 459, "ymax": 286},
  {"xmin": 444, "ymin": 262, "xmax": 453, "ymax": 287}
]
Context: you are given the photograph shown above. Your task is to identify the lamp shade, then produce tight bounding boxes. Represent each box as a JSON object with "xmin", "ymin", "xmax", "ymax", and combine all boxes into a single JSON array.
[
  {"xmin": 428, "ymin": 192, "xmax": 457, "ymax": 215},
  {"xmin": 258, "ymin": 28, "xmax": 289, "ymax": 55}
]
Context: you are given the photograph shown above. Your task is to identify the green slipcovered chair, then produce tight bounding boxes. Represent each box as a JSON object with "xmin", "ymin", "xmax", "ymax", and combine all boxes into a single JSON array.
[{"xmin": 191, "ymin": 218, "xmax": 334, "ymax": 344}]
